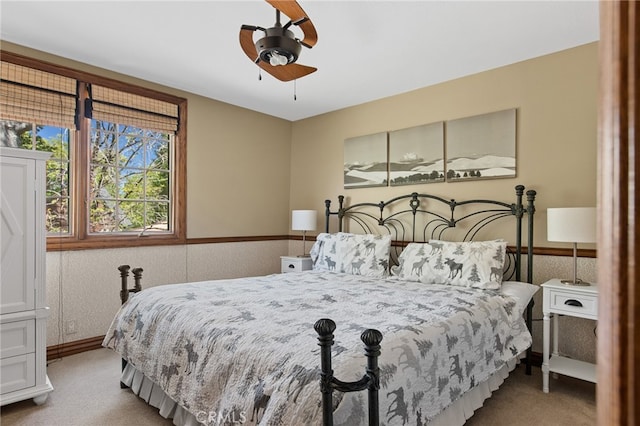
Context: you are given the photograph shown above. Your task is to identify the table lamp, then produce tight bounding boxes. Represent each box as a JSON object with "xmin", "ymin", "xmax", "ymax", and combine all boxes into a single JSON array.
[
  {"xmin": 292, "ymin": 210, "xmax": 317, "ymax": 257},
  {"xmin": 547, "ymin": 207, "xmax": 596, "ymax": 285}
]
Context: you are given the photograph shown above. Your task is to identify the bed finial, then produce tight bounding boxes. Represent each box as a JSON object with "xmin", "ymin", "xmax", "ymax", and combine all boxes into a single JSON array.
[
  {"xmin": 324, "ymin": 200, "xmax": 332, "ymax": 233},
  {"xmin": 132, "ymin": 267, "xmax": 143, "ymax": 292},
  {"xmin": 526, "ymin": 189, "xmax": 537, "ymax": 210},
  {"xmin": 315, "ymin": 318, "xmax": 336, "ymax": 337},
  {"xmin": 118, "ymin": 265, "xmax": 131, "ymax": 305}
]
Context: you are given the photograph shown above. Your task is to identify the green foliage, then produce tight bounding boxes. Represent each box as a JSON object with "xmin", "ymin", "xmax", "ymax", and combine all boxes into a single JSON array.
[
  {"xmin": 14, "ymin": 124, "xmax": 71, "ymax": 234},
  {"xmin": 89, "ymin": 121, "xmax": 171, "ymax": 233}
]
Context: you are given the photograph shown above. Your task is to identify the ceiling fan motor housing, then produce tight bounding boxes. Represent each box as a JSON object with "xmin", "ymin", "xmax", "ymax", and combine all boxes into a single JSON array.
[{"xmin": 256, "ymin": 27, "xmax": 302, "ymax": 64}]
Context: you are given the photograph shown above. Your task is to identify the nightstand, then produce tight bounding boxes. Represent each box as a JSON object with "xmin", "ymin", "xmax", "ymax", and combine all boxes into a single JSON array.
[
  {"xmin": 280, "ymin": 256, "xmax": 313, "ymax": 273},
  {"xmin": 541, "ymin": 278, "xmax": 598, "ymax": 393}
]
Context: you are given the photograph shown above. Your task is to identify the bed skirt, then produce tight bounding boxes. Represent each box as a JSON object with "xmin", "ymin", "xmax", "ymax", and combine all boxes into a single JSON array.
[{"xmin": 120, "ymin": 356, "xmax": 519, "ymax": 426}]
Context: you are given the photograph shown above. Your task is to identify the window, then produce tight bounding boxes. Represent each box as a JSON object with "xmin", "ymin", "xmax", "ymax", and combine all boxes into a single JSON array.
[
  {"xmin": 89, "ymin": 121, "xmax": 171, "ymax": 234},
  {"xmin": 1, "ymin": 122, "xmax": 73, "ymax": 234},
  {"xmin": 0, "ymin": 52, "xmax": 186, "ymax": 250}
]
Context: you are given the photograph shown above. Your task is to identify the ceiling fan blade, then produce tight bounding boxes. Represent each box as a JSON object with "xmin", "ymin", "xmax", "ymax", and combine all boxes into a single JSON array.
[
  {"xmin": 266, "ymin": 0, "xmax": 317, "ymax": 48},
  {"xmin": 259, "ymin": 62, "xmax": 317, "ymax": 82},
  {"xmin": 241, "ymin": 24, "xmax": 265, "ymax": 32},
  {"xmin": 239, "ymin": 27, "xmax": 259, "ymax": 63}
]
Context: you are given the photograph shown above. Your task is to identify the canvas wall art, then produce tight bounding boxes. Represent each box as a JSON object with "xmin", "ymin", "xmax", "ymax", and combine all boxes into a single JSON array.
[
  {"xmin": 389, "ymin": 122, "xmax": 444, "ymax": 186},
  {"xmin": 344, "ymin": 132, "xmax": 388, "ymax": 189},
  {"xmin": 445, "ymin": 109, "xmax": 516, "ymax": 181}
]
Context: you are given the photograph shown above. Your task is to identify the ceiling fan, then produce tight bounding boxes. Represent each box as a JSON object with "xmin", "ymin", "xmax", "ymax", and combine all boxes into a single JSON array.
[{"xmin": 240, "ymin": 0, "xmax": 318, "ymax": 82}]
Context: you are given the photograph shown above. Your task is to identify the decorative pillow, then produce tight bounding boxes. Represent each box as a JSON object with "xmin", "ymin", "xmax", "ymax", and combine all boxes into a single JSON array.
[
  {"xmin": 310, "ymin": 233, "xmax": 339, "ymax": 272},
  {"xmin": 419, "ymin": 239, "xmax": 508, "ymax": 289},
  {"xmin": 390, "ymin": 242, "xmax": 432, "ymax": 282},
  {"xmin": 310, "ymin": 232, "xmax": 391, "ymax": 277}
]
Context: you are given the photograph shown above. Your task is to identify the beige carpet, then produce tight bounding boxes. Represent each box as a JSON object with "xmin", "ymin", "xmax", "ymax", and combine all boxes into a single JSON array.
[{"xmin": 1, "ymin": 348, "xmax": 595, "ymax": 426}]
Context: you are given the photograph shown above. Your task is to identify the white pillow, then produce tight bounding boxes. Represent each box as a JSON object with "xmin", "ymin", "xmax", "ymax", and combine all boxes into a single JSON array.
[
  {"xmin": 500, "ymin": 281, "xmax": 539, "ymax": 316},
  {"xmin": 420, "ymin": 239, "xmax": 507, "ymax": 289},
  {"xmin": 310, "ymin": 232, "xmax": 391, "ymax": 277},
  {"xmin": 310, "ymin": 233, "xmax": 336, "ymax": 271},
  {"xmin": 390, "ymin": 242, "xmax": 432, "ymax": 281}
]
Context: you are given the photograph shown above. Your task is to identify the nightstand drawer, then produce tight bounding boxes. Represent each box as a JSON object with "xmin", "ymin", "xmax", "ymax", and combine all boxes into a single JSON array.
[
  {"xmin": 548, "ymin": 289, "xmax": 597, "ymax": 319},
  {"xmin": 281, "ymin": 256, "xmax": 313, "ymax": 273},
  {"xmin": 0, "ymin": 320, "xmax": 35, "ymax": 359}
]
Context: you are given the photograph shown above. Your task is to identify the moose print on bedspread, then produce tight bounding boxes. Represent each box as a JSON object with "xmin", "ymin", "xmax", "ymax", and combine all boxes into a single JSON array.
[{"xmin": 103, "ymin": 271, "xmax": 531, "ymax": 426}]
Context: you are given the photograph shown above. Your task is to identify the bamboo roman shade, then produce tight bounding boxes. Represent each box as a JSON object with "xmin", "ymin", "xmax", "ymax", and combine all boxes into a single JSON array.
[
  {"xmin": 87, "ymin": 85, "xmax": 179, "ymax": 133},
  {"xmin": 1, "ymin": 59, "xmax": 180, "ymax": 133},
  {"xmin": 0, "ymin": 60, "xmax": 77, "ymax": 128}
]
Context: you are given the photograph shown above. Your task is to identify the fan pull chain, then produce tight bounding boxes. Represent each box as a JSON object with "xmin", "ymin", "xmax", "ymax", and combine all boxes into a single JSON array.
[
  {"xmin": 294, "ymin": 79, "xmax": 297, "ymax": 101},
  {"xmin": 258, "ymin": 69, "xmax": 262, "ymax": 81}
]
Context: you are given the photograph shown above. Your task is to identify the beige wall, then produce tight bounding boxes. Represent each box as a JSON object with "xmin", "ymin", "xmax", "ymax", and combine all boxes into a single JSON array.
[
  {"xmin": 186, "ymin": 94, "xmax": 292, "ymax": 237},
  {"xmin": 290, "ymin": 43, "xmax": 598, "ymax": 251},
  {"xmin": 45, "ymin": 241, "xmax": 287, "ymax": 346}
]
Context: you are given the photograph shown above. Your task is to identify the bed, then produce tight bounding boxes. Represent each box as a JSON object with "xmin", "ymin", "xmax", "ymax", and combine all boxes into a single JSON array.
[{"xmin": 103, "ymin": 184, "xmax": 537, "ymax": 426}]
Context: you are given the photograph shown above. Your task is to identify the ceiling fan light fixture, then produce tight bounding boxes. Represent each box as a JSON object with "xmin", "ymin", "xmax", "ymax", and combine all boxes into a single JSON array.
[
  {"xmin": 239, "ymin": 0, "xmax": 318, "ymax": 81},
  {"xmin": 268, "ymin": 50, "xmax": 290, "ymax": 66},
  {"xmin": 255, "ymin": 28, "xmax": 302, "ymax": 66}
]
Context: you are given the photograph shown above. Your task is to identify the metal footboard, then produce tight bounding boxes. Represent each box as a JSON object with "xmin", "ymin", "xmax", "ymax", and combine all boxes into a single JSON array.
[
  {"xmin": 117, "ymin": 264, "xmax": 143, "ymax": 388},
  {"xmin": 314, "ymin": 318, "xmax": 383, "ymax": 426}
]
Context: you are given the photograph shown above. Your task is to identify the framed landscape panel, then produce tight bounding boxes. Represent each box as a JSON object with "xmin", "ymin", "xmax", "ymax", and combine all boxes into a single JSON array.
[
  {"xmin": 445, "ymin": 108, "xmax": 516, "ymax": 181},
  {"xmin": 344, "ymin": 132, "xmax": 388, "ymax": 189},
  {"xmin": 389, "ymin": 122, "xmax": 444, "ymax": 186}
]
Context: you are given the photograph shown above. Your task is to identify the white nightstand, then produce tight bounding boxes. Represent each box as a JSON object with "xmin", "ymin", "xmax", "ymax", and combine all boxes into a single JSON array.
[
  {"xmin": 281, "ymin": 256, "xmax": 313, "ymax": 273},
  {"xmin": 541, "ymin": 278, "xmax": 598, "ymax": 393}
]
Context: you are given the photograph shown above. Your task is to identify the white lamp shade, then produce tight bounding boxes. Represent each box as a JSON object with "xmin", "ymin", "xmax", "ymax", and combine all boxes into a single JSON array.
[
  {"xmin": 547, "ymin": 207, "xmax": 596, "ymax": 243},
  {"xmin": 292, "ymin": 210, "xmax": 317, "ymax": 231}
]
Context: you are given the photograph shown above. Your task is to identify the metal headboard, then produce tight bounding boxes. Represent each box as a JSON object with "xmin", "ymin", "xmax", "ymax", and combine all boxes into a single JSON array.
[{"xmin": 324, "ymin": 184, "xmax": 536, "ymax": 284}]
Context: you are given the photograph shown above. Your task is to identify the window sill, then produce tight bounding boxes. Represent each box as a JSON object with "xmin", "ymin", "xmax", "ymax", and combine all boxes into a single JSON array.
[{"xmin": 46, "ymin": 234, "xmax": 186, "ymax": 251}]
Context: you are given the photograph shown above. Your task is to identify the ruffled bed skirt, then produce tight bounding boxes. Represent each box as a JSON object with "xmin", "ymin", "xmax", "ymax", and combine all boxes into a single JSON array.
[
  {"xmin": 428, "ymin": 356, "xmax": 518, "ymax": 426},
  {"xmin": 121, "ymin": 363, "xmax": 201, "ymax": 426},
  {"xmin": 121, "ymin": 357, "xmax": 519, "ymax": 426}
]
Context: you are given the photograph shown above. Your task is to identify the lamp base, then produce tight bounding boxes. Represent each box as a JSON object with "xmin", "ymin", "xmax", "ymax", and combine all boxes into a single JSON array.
[{"xmin": 560, "ymin": 278, "xmax": 591, "ymax": 286}]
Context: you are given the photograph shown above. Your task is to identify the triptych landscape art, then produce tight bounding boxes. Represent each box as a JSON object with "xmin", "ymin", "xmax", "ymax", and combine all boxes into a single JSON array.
[{"xmin": 344, "ymin": 108, "xmax": 516, "ymax": 189}]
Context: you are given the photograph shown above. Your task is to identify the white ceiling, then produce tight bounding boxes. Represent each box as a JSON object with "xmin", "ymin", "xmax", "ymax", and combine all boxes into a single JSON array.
[{"xmin": 1, "ymin": 1, "xmax": 600, "ymax": 121}]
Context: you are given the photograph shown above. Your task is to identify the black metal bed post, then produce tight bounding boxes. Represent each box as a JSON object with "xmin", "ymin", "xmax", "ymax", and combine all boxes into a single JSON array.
[
  {"xmin": 117, "ymin": 265, "xmax": 144, "ymax": 388},
  {"xmin": 362, "ymin": 329, "xmax": 383, "ymax": 425},
  {"xmin": 337, "ymin": 195, "xmax": 345, "ymax": 232},
  {"xmin": 514, "ymin": 185, "xmax": 524, "ymax": 283},
  {"xmin": 314, "ymin": 318, "xmax": 383, "ymax": 426},
  {"xmin": 524, "ymin": 189, "xmax": 537, "ymax": 375},
  {"xmin": 315, "ymin": 318, "xmax": 336, "ymax": 426},
  {"xmin": 324, "ymin": 199, "xmax": 332, "ymax": 233},
  {"xmin": 132, "ymin": 267, "xmax": 143, "ymax": 293},
  {"xmin": 324, "ymin": 195, "xmax": 346, "ymax": 233},
  {"xmin": 119, "ymin": 264, "xmax": 131, "ymax": 305},
  {"xmin": 118, "ymin": 264, "xmax": 131, "ymax": 388},
  {"xmin": 526, "ymin": 190, "xmax": 537, "ymax": 284}
]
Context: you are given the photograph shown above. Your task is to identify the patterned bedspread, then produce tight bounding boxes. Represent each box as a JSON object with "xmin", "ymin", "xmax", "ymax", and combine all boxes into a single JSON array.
[{"xmin": 103, "ymin": 271, "xmax": 531, "ymax": 425}]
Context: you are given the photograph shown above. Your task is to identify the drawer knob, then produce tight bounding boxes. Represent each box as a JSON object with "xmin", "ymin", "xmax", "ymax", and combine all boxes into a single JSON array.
[{"xmin": 564, "ymin": 299, "xmax": 583, "ymax": 307}]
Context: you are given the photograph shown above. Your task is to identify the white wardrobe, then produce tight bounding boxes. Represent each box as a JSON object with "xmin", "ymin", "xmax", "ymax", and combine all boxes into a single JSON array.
[{"xmin": 0, "ymin": 147, "xmax": 53, "ymax": 406}]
